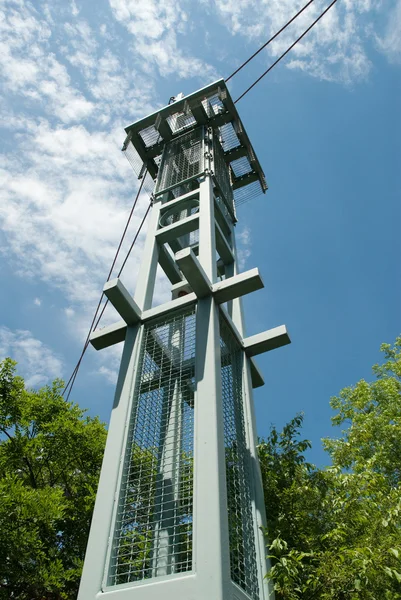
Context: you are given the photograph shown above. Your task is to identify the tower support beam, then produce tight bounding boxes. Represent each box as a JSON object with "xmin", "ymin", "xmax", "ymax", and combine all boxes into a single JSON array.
[{"xmin": 79, "ymin": 80, "xmax": 289, "ymax": 600}]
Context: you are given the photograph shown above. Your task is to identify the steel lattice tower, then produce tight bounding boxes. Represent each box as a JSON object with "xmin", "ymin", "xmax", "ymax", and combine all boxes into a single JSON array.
[{"xmin": 78, "ymin": 79, "xmax": 290, "ymax": 600}]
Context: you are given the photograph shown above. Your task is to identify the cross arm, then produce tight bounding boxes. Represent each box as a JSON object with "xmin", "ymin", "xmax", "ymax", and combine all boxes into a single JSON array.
[
  {"xmin": 90, "ymin": 320, "xmax": 127, "ymax": 351},
  {"xmin": 243, "ymin": 325, "xmax": 290, "ymax": 357},
  {"xmin": 212, "ymin": 268, "xmax": 264, "ymax": 304},
  {"xmin": 103, "ymin": 278, "xmax": 141, "ymax": 325}
]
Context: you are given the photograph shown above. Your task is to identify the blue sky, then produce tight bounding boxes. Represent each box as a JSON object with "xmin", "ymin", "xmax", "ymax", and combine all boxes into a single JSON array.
[{"xmin": 0, "ymin": 0, "xmax": 400, "ymax": 466}]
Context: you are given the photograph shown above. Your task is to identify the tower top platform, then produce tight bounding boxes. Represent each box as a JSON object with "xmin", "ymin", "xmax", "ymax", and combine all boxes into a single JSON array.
[{"xmin": 123, "ymin": 79, "xmax": 267, "ymax": 208}]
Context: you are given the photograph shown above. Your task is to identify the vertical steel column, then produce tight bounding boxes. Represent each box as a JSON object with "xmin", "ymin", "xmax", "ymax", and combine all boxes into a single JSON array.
[
  {"xmin": 134, "ymin": 197, "xmax": 163, "ymax": 311},
  {"xmin": 229, "ymin": 230, "xmax": 272, "ymax": 600},
  {"xmin": 193, "ymin": 134, "xmax": 231, "ymax": 597},
  {"xmin": 151, "ymin": 322, "xmax": 184, "ymax": 577},
  {"xmin": 77, "ymin": 325, "xmax": 142, "ymax": 599}
]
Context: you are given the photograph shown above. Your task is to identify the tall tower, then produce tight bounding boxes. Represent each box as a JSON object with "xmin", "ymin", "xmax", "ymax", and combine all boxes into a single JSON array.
[{"xmin": 78, "ymin": 79, "xmax": 290, "ymax": 600}]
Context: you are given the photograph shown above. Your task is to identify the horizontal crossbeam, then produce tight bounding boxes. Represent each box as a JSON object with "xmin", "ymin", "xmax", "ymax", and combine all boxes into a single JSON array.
[
  {"xmin": 212, "ymin": 268, "xmax": 264, "ymax": 304},
  {"xmin": 90, "ymin": 320, "xmax": 127, "ymax": 351},
  {"xmin": 243, "ymin": 325, "xmax": 291, "ymax": 357},
  {"xmin": 155, "ymin": 213, "xmax": 199, "ymax": 244},
  {"xmin": 103, "ymin": 278, "xmax": 141, "ymax": 325}
]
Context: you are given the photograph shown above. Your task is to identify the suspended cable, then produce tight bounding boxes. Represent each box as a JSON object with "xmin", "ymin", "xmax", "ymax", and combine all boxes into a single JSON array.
[
  {"xmin": 62, "ymin": 176, "xmax": 150, "ymax": 400},
  {"xmin": 64, "ymin": 200, "xmax": 152, "ymax": 401},
  {"xmin": 234, "ymin": 0, "xmax": 339, "ymax": 104},
  {"xmin": 226, "ymin": 0, "xmax": 315, "ymax": 82}
]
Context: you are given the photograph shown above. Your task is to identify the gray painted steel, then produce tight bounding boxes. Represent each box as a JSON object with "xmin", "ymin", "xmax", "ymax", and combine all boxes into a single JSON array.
[{"xmin": 79, "ymin": 82, "xmax": 289, "ymax": 600}]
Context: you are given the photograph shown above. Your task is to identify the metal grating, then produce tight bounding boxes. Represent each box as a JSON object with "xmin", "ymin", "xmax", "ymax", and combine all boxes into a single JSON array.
[
  {"xmin": 167, "ymin": 110, "xmax": 197, "ymax": 135},
  {"xmin": 219, "ymin": 122, "xmax": 241, "ymax": 152},
  {"xmin": 124, "ymin": 140, "xmax": 158, "ymax": 198},
  {"xmin": 155, "ymin": 128, "xmax": 204, "ymax": 196},
  {"xmin": 202, "ymin": 93, "xmax": 225, "ymax": 118},
  {"xmin": 220, "ymin": 316, "xmax": 259, "ymax": 600},
  {"xmin": 139, "ymin": 125, "xmax": 161, "ymax": 148},
  {"xmin": 234, "ymin": 179, "xmax": 266, "ymax": 208},
  {"xmin": 213, "ymin": 135, "xmax": 235, "ymax": 219},
  {"xmin": 231, "ymin": 156, "xmax": 253, "ymax": 178},
  {"xmin": 215, "ymin": 193, "xmax": 232, "ymax": 224},
  {"xmin": 108, "ymin": 308, "xmax": 196, "ymax": 586}
]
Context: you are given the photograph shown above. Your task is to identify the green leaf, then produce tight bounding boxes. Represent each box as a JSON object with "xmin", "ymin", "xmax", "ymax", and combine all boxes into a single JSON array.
[{"xmin": 390, "ymin": 548, "xmax": 400, "ymax": 560}]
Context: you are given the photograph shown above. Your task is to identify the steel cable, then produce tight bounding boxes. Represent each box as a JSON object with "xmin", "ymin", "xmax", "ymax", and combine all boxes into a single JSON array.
[
  {"xmin": 226, "ymin": 0, "xmax": 315, "ymax": 82},
  {"xmin": 234, "ymin": 0, "xmax": 339, "ymax": 103},
  {"xmin": 62, "ymin": 176, "xmax": 150, "ymax": 400}
]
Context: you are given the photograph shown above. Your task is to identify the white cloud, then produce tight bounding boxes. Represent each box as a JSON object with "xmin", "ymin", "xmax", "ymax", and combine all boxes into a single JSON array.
[
  {"xmin": 0, "ymin": 0, "xmax": 396, "ymax": 394},
  {"xmin": 0, "ymin": 326, "xmax": 63, "ymax": 387},
  {"xmin": 108, "ymin": 0, "xmax": 217, "ymax": 80},
  {"xmin": 98, "ymin": 365, "xmax": 118, "ymax": 385},
  {"xmin": 0, "ymin": 1, "xmax": 171, "ymax": 366},
  {"xmin": 0, "ymin": 2, "xmax": 94, "ymax": 123},
  {"xmin": 0, "ymin": 115, "xmax": 172, "ymax": 350},
  {"xmin": 208, "ymin": 0, "xmax": 384, "ymax": 83},
  {"xmin": 34, "ymin": 297, "xmax": 42, "ymax": 306},
  {"xmin": 62, "ymin": 19, "xmax": 98, "ymax": 78},
  {"xmin": 0, "ymin": 120, "xmax": 148, "ymax": 310},
  {"xmin": 70, "ymin": 0, "xmax": 80, "ymax": 17},
  {"xmin": 376, "ymin": 0, "xmax": 401, "ymax": 63},
  {"xmin": 237, "ymin": 226, "xmax": 252, "ymax": 269}
]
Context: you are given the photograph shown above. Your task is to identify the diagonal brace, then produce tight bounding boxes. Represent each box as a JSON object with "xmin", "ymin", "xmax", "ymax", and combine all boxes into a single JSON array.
[{"xmin": 175, "ymin": 248, "xmax": 211, "ymax": 298}]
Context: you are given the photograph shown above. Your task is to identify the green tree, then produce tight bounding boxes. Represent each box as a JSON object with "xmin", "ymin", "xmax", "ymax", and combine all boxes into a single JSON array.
[
  {"xmin": 0, "ymin": 358, "xmax": 107, "ymax": 600},
  {"xmin": 261, "ymin": 336, "xmax": 401, "ymax": 599}
]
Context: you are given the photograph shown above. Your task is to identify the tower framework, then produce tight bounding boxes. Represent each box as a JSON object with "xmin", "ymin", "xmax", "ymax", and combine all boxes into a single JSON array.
[{"xmin": 78, "ymin": 79, "xmax": 290, "ymax": 600}]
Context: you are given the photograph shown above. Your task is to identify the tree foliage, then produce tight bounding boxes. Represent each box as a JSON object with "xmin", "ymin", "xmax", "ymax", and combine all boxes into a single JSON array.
[
  {"xmin": 0, "ymin": 358, "xmax": 107, "ymax": 599},
  {"xmin": 1, "ymin": 337, "xmax": 400, "ymax": 599},
  {"xmin": 261, "ymin": 337, "xmax": 401, "ymax": 599}
]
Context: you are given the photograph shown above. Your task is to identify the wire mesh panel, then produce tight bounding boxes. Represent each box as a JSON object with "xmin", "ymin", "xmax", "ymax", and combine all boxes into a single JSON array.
[
  {"xmin": 108, "ymin": 308, "xmax": 196, "ymax": 587},
  {"xmin": 213, "ymin": 135, "xmax": 235, "ymax": 219},
  {"xmin": 234, "ymin": 179, "xmax": 266, "ymax": 208},
  {"xmin": 220, "ymin": 316, "xmax": 259, "ymax": 600},
  {"xmin": 155, "ymin": 128, "xmax": 204, "ymax": 196},
  {"xmin": 123, "ymin": 140, "xmax": 158, "ymax": 198},
  {"xmin": 219, "ymin": 122, "xmax": 241, "ymax": 152},
  {"xmin": 167, "ymin": 109, "xmax": 197, "ymax": 135}
]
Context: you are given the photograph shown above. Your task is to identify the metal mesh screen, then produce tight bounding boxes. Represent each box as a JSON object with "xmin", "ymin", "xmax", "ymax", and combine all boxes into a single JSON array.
[
  {"xmin": 167, "ymin": 110, "xmax": 197, "ymax": 135},
  {"xmin": 234, "ymin": 179, "xmax": 266, "ymax": 208},
  {"xmin": 231, "ymin": 156, "xmax": 253, "ymax": 178},
  {"xmin": 219, "ymin": 122, "xmax": 241, "ymax": 152},
  {"xmin": 124, "ymin": 140, "xmax": 158, "ymax": 198},
  {"xmin": 220, "ymin": 317, "xmax": 259, "ymax": 600},
  {"xmin": 202, "ymin": 93, "xmax": 225, "ymax": 118},
  {"xmin": 155, "ymin": 128, "xmax": 204, "ymax": 196},
  {"xmin": 139, "ymin": 125, "xmax": 161, "ymax": 148},
  {"xmin": 108, "ymin": 308, "xmax": 196, "ymax": 586},
  {"xmin": 215, "ymin": 193, "xmax": 232, "ymax": 224},
  {"xmin": 213, "ymin": 136, "xmax": 235, "ymax": 219}
]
